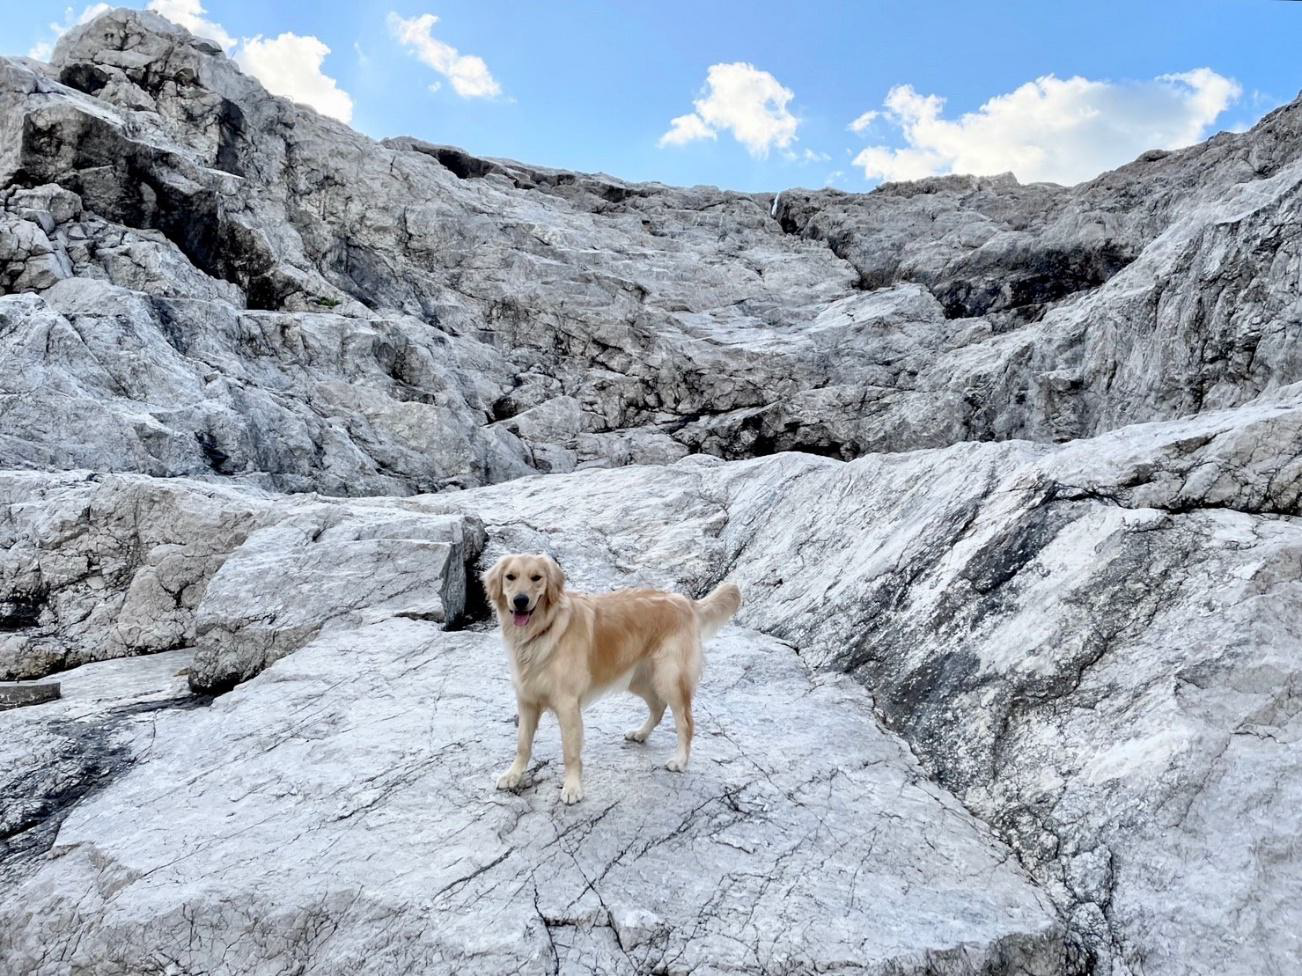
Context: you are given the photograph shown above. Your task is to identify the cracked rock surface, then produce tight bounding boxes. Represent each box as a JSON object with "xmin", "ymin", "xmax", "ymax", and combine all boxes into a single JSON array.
[
  {"xmin": 0, "ymin": 471, "xmax": 483, "ymax": 686},
  {"xmin": 1, "ymin": 622, "xmax": 1063, "ymax": 976},
  {"xmin": 4, "ymin": 392, "xmax": 1301, "ymax": 973},
  {"xmin": 0, "ymin": 648, "xmax": 194, "ymax": 889},
  {"xmin": 3, "ymin": 8, "xmax": 1302, "ymax": 976}
]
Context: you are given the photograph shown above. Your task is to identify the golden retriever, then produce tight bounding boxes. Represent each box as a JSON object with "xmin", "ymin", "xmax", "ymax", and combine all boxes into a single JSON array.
[{"xmin": 482, "ymin": 553, "xmax": 742, "ymax": 804}]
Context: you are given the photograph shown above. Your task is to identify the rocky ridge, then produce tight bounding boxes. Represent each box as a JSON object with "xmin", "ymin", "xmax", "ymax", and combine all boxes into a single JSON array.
[{"xmin": 1, "ymin": 8, "xmax": 1300, "ymax": 976}]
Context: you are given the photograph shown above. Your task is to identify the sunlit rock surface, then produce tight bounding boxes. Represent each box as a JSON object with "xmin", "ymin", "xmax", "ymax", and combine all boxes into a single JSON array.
[{"xmin": 3, "ymin": 8, "xmax": 1301, "ymax": 975}]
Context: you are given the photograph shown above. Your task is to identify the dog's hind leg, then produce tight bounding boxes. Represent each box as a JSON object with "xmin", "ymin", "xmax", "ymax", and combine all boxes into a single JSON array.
[
  {"xmin": 664, "ymin": 685, "xmax": 694, "ymax": 772},
  {"xmin": 654, "ymin": 650, "xmax": 696, "ymax": 772},
  {"xmin": 625, "ymin": 675, "xmax": 666, "ymax": 744}
]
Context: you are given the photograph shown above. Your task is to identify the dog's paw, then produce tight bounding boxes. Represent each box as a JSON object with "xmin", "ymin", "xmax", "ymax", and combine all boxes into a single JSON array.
[
  {"xmin": 560, "ymin": 780, "xmax": 584, "ymax": 804},
  {"xmin": 624, "ymin": 728, "xmax": 649, "ymax": 743},
  {"xmin": 665, "ymin": 756, "xmax": 688, "ymax": 772},
  {"xmin": 496, "ymin": 768, "xmax": 524, "ymax": 791}
]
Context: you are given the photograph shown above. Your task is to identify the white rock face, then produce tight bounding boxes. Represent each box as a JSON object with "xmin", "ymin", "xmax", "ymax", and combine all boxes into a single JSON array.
[
  {"xmin": 4, "ymin": 398, "xmax": 1300, "ymax": 972},
  {"xmin": 3, "ymin": 8, "xmax": 1301, "ymax": 976},
  {"xmin": 189, "ymin": 504, "xmax": 483, "ymax": 691},
  {"xmin": 0, "ymin": 648, "xmax": 193, "ymax": 887},
  {"xmin": 0, "ymin": 472, "xmax": 263, "ymax": 679},
  {"xmin": 4, "ymin": 10, "xmax": 1302, "ymax": 491},
  {"xmin": 0, "ymin": 622, "xmax": 1064, "ymax": 975},
  {"xmin": 0, "ymin": 472, "xmax": 482, "ymax": 687}
]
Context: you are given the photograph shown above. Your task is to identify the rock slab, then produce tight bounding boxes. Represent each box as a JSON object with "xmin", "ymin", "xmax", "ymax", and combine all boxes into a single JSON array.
[{"xmin": 0, "ymin": 622, "xmax": 1063, "ymax": 976}]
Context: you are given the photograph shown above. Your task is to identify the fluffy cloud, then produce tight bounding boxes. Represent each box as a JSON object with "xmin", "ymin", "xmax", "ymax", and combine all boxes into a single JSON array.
[
  {"xmin": 661, "ymin": 112, "xmax": 717, "ymax": 147},
  {"xmin": 847, "ymin": 110, "xmax": 878, "ymax": 134},
  {"xmin": 135, "ymin": 3, "xmax": 356, "ymax": 125},
  {"xmin": 236, "ymin": 33, "xmax": 354, "ymax": 123},
  {"xmin": 147, "ymin": 0, "xmax": 236, "ymax": 50},
  {"xmin": 659, "ymin": 62, "xmax": 799, "ymax": 158},
  {"xmin": 851, "ymin": 68, "xmax": 1242, "ymax": 186},
  {"xmin": 387, "ymin": 12, "xmax": 501, "ymax": 98},
  {"xmin": 27, "ymin": 4, "xmax": 112, "ymax": 60}
]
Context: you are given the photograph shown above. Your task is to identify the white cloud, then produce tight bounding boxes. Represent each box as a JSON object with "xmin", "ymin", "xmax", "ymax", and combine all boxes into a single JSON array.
[
  {"xmin": 784, "ymin": 147, "xmax": 830, "ymax": 163},
  {"xmin": 139, "ymin": 2, "xmax": 357, "ymax": 126},
  {"xmin": 387, "ymin": 12, "xmax": 501, "ymax": 98},
  {"xmin": 851, "ymin": 69, "xmax": 1242, "ymax": 186},
  {"xmin": 848, "ymin": 109, "xmax": 878, "ymax": 133},
  {"xmin": 27, "ymin": 3, "xmax": 111, "ymax": 60},
  {"xmin": 147, "ymin": 0, "xmax": 236, "ymax": 50},
  {"xmin": 236, "ymin": 33, "xmax": 354, "ymax": 123},
  {"xmin": 660, "ymin": 112, "xmax": 717, "ymax": 147},
  {"xmin": 658, "ymin": 62, "xmax": 799, "ymax": 158}
]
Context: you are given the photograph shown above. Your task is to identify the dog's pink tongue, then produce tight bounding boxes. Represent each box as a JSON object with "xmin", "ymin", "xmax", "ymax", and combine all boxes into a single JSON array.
[{"xmin": 512, "ymin": 610, "xmax": 530, "ymax": 627}]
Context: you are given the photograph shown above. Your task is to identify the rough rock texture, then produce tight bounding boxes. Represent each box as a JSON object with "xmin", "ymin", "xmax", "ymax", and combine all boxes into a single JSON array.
[
  {"xmin": 3, "ymin": 8, "xmax": 1302, "ymax": 976},
  {"xmin": 188, "ymin": 504, "xmax": 483, "ymax": 691},
  {"xmin": 0, "ymin": 472, "xmax": 482, "ymax": 686},
  {"xmin": 5, "ymin": 399, "xmax": 1301, "ymax": 972},
  {"xmin": 0, "ymin": 472, "xmax": 262, "ymax": 679},
  {"xmin": 0, "ymin": 622, "xmax": 1065, "ymax": 976},
  {"xmin": 4, "ymin": 10, "xmax": 1302, "ymax": 490},
  {"xmin": 0, "ymin": 648, "xmax": 194, "ymax": 888}
]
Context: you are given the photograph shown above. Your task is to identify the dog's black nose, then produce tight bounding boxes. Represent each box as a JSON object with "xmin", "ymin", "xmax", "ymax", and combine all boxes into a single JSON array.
[{"xmin": 513, "ymin": 594, "xmax": 529, "ymax": 610}]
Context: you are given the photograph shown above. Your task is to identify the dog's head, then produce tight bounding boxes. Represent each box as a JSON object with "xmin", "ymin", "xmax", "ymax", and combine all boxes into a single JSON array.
[{"xmin": 481, "ymin": 553, "xmax": 566, "ymax": 629}]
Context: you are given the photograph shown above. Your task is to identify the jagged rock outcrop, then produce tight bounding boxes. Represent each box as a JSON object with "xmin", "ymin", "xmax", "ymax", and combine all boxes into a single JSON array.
[
  {"xmin": 4, "ymin": 9, "xmax": 1302, "ymax": 491},
  {"xmin": 4, "ymin": 394, "xmax": 1301, "ymax": 972},
  {"xmin": 3, "ymin": 8, "xmax": 1301, "ymax": 976},
  {"xmin": 0, "ymin": 471, "xmax": 483, "ymax": 686}
]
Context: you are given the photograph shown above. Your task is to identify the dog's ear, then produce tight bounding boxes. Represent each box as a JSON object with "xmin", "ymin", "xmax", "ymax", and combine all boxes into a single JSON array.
[
  {"xmin": 542, "ymin": 554, "xmax": 566, "ymax": 606},
  {"xmin": 481, "ymin": 555, "xmax": 509, "ymax": 610}
]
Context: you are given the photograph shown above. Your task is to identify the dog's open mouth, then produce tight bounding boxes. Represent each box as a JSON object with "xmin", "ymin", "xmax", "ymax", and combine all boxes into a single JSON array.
[{"xmin": 512, "ymin": 609, "xmax": 532, "ymax": 628}]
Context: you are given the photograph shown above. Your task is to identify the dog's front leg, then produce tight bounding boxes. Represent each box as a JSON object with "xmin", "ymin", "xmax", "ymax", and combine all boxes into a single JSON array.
[
  {"xmin": 554, "ymin": 697, "xmax": 585, "ymax": 804},
  {"xmin": 496, "ymin": 698, "xmax": 541, "ymax": 791}
]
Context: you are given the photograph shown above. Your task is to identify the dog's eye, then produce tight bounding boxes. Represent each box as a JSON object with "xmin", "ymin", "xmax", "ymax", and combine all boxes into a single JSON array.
[
  {"xmin": 505, "ymin": 574, "xmax": 516, "ymax": 581},
  {"xmin": 531, "ymin": 574, "xmax": 542, "ymax": 582}
]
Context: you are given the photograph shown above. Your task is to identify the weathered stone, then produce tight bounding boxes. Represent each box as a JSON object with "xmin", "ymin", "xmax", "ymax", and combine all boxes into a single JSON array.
[
  {"xmin": 0, "ymin": 621, "xmax": 1065, "ymax": 976},
  {"xmin": 2, "ymin": 12, "xmax": 1298, "ymax": 492},
  {"xmin": 0, "ymin": 648, "xmax": 193, "ymax": 888},
  {"xmin": 2, "ymin": 8, "xmax": 1301, "ymax": 975},
  {"xmin": 0, "ymin": 682, "xmax": 61, "ymax": 709},
  {"xmin": 189, "ymin": 505, "xmax": 484, "ymax": 692}
]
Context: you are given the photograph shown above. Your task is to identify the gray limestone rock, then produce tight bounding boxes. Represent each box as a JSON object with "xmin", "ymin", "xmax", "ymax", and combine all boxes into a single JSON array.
[
  {"xmin": 3, "ymin": 11, "xmax": 1298, "ymax": 490},
  {"xmin": 0, "ymin": 621, "xmax": 1065, "ymax": 976},
  {"xmin": 189, "ymin": 504, "xmax": 484, "ymax": 692},
  {"xmin": 3, "ymin": 8, "xmax": 1301, "ymax": 976}
]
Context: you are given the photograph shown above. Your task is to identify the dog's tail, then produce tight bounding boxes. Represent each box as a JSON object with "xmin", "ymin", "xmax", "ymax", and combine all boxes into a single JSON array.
[{"xmin": 694, "ymin": 582, "xmax": 742, "ymax": 641}]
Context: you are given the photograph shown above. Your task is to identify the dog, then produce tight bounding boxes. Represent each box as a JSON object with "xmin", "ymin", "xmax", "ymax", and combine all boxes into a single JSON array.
[{"xmin": 482, "ymin": 553, "xmax": 741, "ymax": 804}]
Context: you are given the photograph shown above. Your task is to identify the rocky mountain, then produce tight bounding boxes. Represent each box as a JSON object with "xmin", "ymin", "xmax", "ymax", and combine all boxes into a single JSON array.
[{"xmin": 1, "ymin": 8, "xmax": 1299, "ymax": 976}]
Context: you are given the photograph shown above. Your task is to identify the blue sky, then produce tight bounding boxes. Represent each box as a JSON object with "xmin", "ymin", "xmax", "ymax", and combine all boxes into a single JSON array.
[{"xmin": 7, "ymin": 1, "xmax": 1299, "ymax": 191}]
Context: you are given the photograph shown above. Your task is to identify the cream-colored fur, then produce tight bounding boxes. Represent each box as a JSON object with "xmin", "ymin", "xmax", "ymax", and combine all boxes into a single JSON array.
[{"xmin": 482, "ymin": 553, "xmax": 742, "ymax": 804}]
